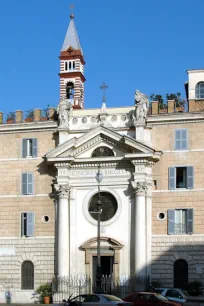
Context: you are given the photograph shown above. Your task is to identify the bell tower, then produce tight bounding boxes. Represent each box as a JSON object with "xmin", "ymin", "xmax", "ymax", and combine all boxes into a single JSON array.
[{"xmin": 59, "ymin": 13, "xmax": 85, "ymax": 109}]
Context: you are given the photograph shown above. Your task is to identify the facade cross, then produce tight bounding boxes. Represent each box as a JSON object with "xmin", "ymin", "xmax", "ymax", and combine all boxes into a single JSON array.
[{"xmin": 99, "ymin": 82, "xmax": 109, "ymax": 103}]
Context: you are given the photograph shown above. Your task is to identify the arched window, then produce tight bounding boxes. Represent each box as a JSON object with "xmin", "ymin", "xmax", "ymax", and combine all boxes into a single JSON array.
[
  {"xmin": 21, "ymin": 261, "xmax": 34, "ymax": 290},
  {"xmin": 66, "ymin": 82, "xmax": 74, "ymax": 99},
  {"xmin": 89, "ymin": 192, "xmax": 117, "ymax": 222},
  {"xmin": 174, "ymin": 259, "xmax": 188, "ymax": 288},
  {"xmin": 195, "ymin": 82, "xmax": 204, "ymax": 99},
  {"xmin": 92, "ymin": 146, "xmax": 114, "ymax": 157}
]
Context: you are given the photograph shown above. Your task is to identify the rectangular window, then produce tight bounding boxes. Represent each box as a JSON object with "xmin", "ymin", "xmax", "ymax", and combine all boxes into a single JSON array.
[
  {"xmin": 168, "ymin": 209, "xmax": 193, "ymax": 235},
  {"xmin": 22, "ymin": 138, "xmax": 37, "ymax": 158},
  {"xmin": 168, "ymin": 166, "xmax": 194, "ymax": 190},
  {"xmin": 174, "ymin": 129, "xmax": 188, "ymax": 150},
  {"xmin": 22, "ymin": 173, "xmax": 34, "ymax": 195},
  {"xmin": 175, "ymin": 209, "xmax": 187, "ymax": 234},
  {"xmin": 21, "ymin": 212, "xmax": 35, "ymax": 237}
]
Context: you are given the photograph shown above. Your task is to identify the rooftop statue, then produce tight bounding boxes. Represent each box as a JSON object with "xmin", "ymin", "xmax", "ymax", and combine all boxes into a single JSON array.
[
  {"xmin": 134, "ymin": 90, "xmax": 150, "ymax": 122},
  {"xmin": 57, "ymin": 96, "xmax": 72, "ymax": 128}
]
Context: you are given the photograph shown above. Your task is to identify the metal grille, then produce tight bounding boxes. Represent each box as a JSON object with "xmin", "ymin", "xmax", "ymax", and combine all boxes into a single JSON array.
[
  {"xmin": 89, "ymin": 192, "xmax": 117, "ymax": 221},
  {"xmin": 21, "ymin": 261, "xmax": 34, "ymax": 290},
  {"xmin": 52, "ymin": 275, "xmax": 150, "ymax": 302},
  {"xmin": 175, "ymin": 222, "xmax": 187, "ymax": 234}
]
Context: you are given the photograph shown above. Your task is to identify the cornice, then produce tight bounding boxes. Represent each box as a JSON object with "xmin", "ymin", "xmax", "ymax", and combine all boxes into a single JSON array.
[
  {"xmin": 0, "ymin": 121, "xmax": 57, "ymax": 133},
  {"xmin": 147, "ymin": 113, "xmax": 204, "ymax": 125}
]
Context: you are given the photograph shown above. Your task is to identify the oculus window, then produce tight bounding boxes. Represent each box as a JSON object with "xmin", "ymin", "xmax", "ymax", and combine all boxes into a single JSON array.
[{"xmin": 89, "ymin": 192, "xmax": 117, "ymax": 222}]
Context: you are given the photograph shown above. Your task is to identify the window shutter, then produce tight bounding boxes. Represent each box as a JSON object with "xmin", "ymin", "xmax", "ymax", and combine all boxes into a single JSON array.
[
  {"xmin": 21, "ymin": 213, "xmax": 25, "ymax": 236},
  {"xmin": 26, "ymin": 212, "xmax": 34, "ymax": 237},
  {"xmin": 181, "ymin": 129, "xmax": 188, "ymax": 150},
  {"xmin": 27, "ymin": 173, "xmax": 33, "ymax": 194},
  {"xmin": 169, "ymin": 167, "xmax": 176, "ymax": 190},
  {"xmin": 168, "ymin": 209, "xmax": 175, "ymax": 235},
  {"xmin": 187, "ymin": 166, "xmax": 194, "ymax": 189},
  {"xmin": 175, "ymin": 130, "xmax": 181, "ymax": 150},
  {"xmin": 187, "ymin": 209, "xmax": 193, "ymax": 234},
  {"xmin": 32, "ymin": 139, "xmax": 37, "ymax": 157},
  {"xmin": 22, "ymin": 139, "xmax": 27, "ymax": 158},
  {"xmin": 22, "ymin": 173, "xmax": 28, "ymax": 195}
]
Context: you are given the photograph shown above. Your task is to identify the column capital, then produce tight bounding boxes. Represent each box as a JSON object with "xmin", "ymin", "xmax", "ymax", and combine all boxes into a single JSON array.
[
  {"xmin": 55, "ymin": 184, "xmax": 71, "ymax": 199},
  {"xmin": 131, "ymin": 181, "xmax": 148, "ymax": 195}
]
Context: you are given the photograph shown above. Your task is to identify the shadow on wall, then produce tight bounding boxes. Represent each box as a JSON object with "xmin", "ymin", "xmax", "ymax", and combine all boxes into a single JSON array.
[{"xmin": 149, "ymin": 242, "xmax": 204, "ymax": 289}]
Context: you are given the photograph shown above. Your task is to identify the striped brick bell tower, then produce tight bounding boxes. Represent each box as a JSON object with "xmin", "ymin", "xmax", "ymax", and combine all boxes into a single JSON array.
[{"xmin": 59, "ymin": 13, "xmax": 85, "ymax": 109}]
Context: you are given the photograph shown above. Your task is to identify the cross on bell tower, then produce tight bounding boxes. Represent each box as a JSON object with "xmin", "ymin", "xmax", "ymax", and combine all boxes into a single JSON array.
[{"xmin": 59, "ymin": 6, "xmax": 85, "ymax": 109}]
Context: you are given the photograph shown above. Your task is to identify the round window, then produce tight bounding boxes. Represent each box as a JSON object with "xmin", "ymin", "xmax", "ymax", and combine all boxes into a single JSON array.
[
  {"xmin": 89, "ymin": 192, "xmax": 117, "ymax": 222},
  {"xmin": 43, "ymin": 216, "xmax": 50, "ymax": 223},
  {"xmin": 157, "ymin": 212, "xmax": 166, "ymax": 220}
]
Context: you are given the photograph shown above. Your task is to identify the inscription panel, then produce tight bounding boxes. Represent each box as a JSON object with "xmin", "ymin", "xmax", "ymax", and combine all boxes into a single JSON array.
[{"xmin": 70, "ymin": 169, "xmax": 132, "ymax": 177}]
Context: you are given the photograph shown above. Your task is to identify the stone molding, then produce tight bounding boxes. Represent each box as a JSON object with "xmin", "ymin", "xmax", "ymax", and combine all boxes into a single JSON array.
[
  {"xmin": 82, "ymin": 187, "xmax": 122, "ymax": 227},
  {"xmin": 71, "ymin": 161, "xmax": 132, "ymax": 168},
  {"xmin": 59, "ymin": 134, "xmax": 134, "ymax": 158},
  {"xmin": 131, "ymin": 159, "xmax": 157, "ymax": 167}
]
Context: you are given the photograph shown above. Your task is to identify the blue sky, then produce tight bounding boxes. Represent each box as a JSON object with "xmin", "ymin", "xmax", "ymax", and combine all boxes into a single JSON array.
[{"xmin": 0, "ymin": 0, "xmax": 204, "ymax": 114}]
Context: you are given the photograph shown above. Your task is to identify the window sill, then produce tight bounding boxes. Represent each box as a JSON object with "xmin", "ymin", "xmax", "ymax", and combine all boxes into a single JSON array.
[{"xmin": 168, "ymin": 233, "xmax": 193, "ymax": 236}]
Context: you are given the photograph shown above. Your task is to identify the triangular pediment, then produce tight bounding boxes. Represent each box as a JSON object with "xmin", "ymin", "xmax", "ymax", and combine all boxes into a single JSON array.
[{"xmin": 46, "ymin": 125, "xmax": 158, "ymax": 161}]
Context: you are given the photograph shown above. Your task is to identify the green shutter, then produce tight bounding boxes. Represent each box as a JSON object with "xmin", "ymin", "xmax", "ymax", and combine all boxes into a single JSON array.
[
  {"xmin": 175, "ymin": 129, "xmax": 188, "ymax": 150},
  {"xmin": 187, "ymin": 209, "xmax": 193, "ymax": 234},
  {"xmin": 169, "ymin": 167, "xmax": 176, "ymax": 190},
  {"xmin": 26, "ymin": 212, "xmax": 34, "ymax": 237},
  {"xmin": 21, "ymin": 213, "xmax": 25, "ymax": 236},
  {"xmin": 168, "ymin": 210, "xmax": 175, "ymax": 235},
  {"xmin": 175, "ymin": 130, "xmax": 181, "ymax": 150},
  {"xmin": 187, "ymin": 166, "xmax": 194, "ymax": 189},
  {"xmin": 32, "ymin": 139, "xmax": 38, "ymax": 157},
  {"xmin": 27, "ymin": 173, "xmax": 33, "ymax": 194},
  {"xmin": 22, "ymin": 173, "xmax": 27, "ymax": 195},
  {"xmin": 22, "ymin": 139, "xmax": 27, "ymax": 158}
]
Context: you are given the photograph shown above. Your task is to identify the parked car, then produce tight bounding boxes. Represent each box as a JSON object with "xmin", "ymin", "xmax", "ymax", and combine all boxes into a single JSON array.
[
  {"xmin": 63, "ymin": 294, "xmax": 133, "ymax": 306},
  {"xmin": 123, "ymin": 292, "xmax": 182, "ymax": 306},
  {"xmin": 154, "ymin": 288, "xmax": 188, "ymax": 305}
]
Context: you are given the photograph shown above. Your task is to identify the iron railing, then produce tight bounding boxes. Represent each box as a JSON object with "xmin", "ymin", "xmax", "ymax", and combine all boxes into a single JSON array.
[
  {"xmin": 52, "ymin": 275, "xmax": 150, "ymax": 302},
  {"xmin": 175, "ymin": 223, "xmax": 187, "ymax": 234}
]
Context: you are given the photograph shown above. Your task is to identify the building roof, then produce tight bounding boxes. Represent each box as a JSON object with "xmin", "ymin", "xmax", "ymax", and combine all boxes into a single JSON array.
[{"xmin": 61, "ymin": 15, "xmax": 83, "ymax": 53}]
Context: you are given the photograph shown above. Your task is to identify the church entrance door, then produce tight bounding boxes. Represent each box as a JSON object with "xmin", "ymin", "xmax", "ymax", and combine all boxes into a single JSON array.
[{"xmin": 92, "ymin": 256, "xmax": 113, "ymax": 282}]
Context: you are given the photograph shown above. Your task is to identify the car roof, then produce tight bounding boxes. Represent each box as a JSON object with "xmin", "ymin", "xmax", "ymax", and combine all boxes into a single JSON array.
[
  {"xmin": 155, "ymin": 288, "xmax": 182, "ymax": 290},
  {"xmin": 132, "ymin": 292, "xmax": 157, "ymax": 295}
]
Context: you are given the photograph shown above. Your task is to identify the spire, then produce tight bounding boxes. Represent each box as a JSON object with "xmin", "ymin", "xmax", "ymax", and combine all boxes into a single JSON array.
[{"xmin": 61, "ymin": 14, "xmax": 83, "ymax": 54}]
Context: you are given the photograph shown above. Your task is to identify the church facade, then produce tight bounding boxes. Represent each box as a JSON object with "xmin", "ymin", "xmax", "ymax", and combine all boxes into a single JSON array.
[{"xmin": 0, "ymin": 14, "xmax": 204, "ymax": 303}]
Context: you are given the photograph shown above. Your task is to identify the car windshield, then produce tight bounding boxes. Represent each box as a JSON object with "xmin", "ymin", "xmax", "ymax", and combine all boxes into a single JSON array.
[
  {"xmin": 155, "ymin": 294, "xmax": 169, "ymax": 301},
  {"xmin": 103, "ymin": 295, "xmax": 123, "ymax": 301}
]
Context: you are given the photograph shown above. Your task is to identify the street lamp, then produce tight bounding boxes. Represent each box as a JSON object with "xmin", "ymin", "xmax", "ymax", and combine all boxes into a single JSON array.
[{"xmin": 95, "ymin": 165, "xmax": 103, "ymax": 293}]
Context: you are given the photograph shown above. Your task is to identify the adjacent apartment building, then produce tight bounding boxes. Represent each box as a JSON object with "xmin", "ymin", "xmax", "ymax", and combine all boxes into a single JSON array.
[{"xmin": 0, "ymin": 13, "xmax": 204, "ymax": 303}]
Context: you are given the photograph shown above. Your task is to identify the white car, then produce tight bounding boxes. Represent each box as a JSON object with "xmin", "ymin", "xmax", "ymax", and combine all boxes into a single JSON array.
[
  {"xmin": 63, "ymin": 294, "xmax": 133, "ymax": 306},
  {"xmin": 154, "ymin": 288, "xmax": 188, "ymax": 305}
]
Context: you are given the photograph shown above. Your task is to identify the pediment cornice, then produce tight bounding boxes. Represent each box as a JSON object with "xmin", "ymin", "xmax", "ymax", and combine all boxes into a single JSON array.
[{"xmin": 46, "ymin": 125, "xmax": 160, "ymax": 162}]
